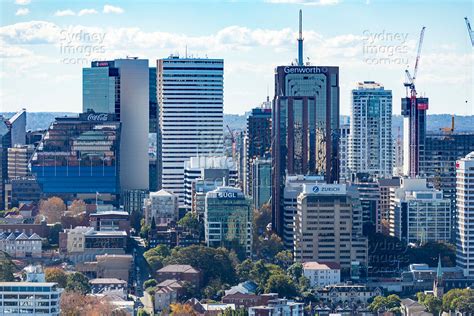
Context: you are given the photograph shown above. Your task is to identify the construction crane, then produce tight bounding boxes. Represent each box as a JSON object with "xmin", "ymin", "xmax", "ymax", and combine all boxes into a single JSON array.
[
  {"xmin": 465, "ymin": 17, "xmax": 474, "ymax": 46},
  {"xmin": 226, "ymin": 125, "xmax": 236, "ymax": 162},
  {"xmin": 404, "ymin": 26, "xmax": 426, "ymax": 178},
  {"xmin": 441, "ymin": 114, "xmax": 455, "ymax": 134}
]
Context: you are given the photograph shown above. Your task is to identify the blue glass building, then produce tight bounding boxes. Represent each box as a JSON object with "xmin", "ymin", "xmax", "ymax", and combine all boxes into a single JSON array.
[{"xmin": 30, "ymin": 112, "xmax": 121, "ymax": 204}]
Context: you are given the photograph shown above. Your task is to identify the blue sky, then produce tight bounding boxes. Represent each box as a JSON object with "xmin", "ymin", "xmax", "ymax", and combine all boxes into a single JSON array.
[{"xmin": 0, "ymin": 0, "xmax": 472, "ymax": 115}]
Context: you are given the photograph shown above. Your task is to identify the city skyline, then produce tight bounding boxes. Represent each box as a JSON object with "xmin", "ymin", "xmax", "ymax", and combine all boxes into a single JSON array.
[{"xmin": 1, "ymin": 0, "xmax": 472, "ymax": 115}]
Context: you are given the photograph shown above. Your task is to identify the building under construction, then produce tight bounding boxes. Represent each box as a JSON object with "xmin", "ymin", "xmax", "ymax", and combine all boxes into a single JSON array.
[
  {"xmin": 420, "ymin": 124, "xmax": 474, "ymax": 240},
  {"xmin": 401, "ymin": 96, "xmax": 428, "ymax": 177}
]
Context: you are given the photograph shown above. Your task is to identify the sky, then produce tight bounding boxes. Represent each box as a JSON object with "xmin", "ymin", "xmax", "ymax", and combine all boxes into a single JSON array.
[{"xmin": 0, "ymin": 0, "xmax": 473, "ymax": 116}]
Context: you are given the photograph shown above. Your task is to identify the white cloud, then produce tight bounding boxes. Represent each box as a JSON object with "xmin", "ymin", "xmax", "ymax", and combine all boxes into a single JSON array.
[
  {"xmin": 15, "ymin": 0, "xmax": 31, "ymax": 5},
  {"xmin": 77, "ymin": 9, "xmax": 98, "ymax": 16},
  {"xmin": 265, "ymin": 0, "xmax": 339, "ymax": 5},
  {"xmin": 0, "ymin": 45, "xmax": 33, "ymax": 58},
  {"xmin": 103, "ymin": 5, "xmax": 124, "ymax": 14},
  {"xmin": 0, "ymin": 21, "xmax": 60, "ymax": 44},
  {"xmin": 15, "ymin": 8, "xmax": 29, "ymax": 16},
  {"xmin": 54, "ymin": 9, "xmax": 75, "ymax": 17}
]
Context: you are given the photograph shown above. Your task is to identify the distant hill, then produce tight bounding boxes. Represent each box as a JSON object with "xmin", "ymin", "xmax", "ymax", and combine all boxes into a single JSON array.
[
  {"xmin": 1, "ymin": 112, "xmax": 76, "ymax": 132},
  {"xmin": 1, "ymin": 112, "xmax": 473, "ymax": 134}
]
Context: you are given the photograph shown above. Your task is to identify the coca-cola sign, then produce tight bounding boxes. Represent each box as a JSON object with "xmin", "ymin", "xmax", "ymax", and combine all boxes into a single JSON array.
[{"xmin": 87, "ymin": 113, "xmax": 108, "ymax": 121}]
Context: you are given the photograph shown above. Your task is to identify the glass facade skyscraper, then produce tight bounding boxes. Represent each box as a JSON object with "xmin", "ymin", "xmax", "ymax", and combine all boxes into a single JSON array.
[
  {"xmin": 244, "ymin": 106, "xmax": 271, "ymax": 196},
  {"xmin": 83, "ymin": 61, "xmax": 120, "ymax": 117},
  {"xmin": 349, "ymin": 81, "xmax": 392, "ymax": 179},
  {"xmin": 83, "ymin": 59, "xmax": 149, "ymax": 192},
  {"xmin": 272, "ymin": 66, "xmax": 340, "ymax": 235},
  {"xmin": 205, "ymin": 187, "xmax": 252, "ymax": 257},
  {"xmin": 30, "ymin": 112, "xmax": 121, "ymax": 204}
]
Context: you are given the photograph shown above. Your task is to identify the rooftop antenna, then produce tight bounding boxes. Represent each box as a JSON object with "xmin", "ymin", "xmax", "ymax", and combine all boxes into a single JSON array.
[
  {"xmin": 185, "ymin": 45, "xmax": 188, "ymax": 58},
  {"xmin": 298, "ymin": 9, "xmax": 304, "ymax": 66}
]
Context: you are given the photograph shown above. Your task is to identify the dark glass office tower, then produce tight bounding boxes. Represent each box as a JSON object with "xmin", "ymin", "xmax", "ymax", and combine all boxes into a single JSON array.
[
  {"xmin": 272, "ymin": 65, "xmax": 340, "ymax": 235},
  {"xmin": 245, "ymin": 106, "xmax": 271, "ymax": 196},
  {"xmin": 420, "ymin": 131, "xmax": 474, "ymax": 239}
]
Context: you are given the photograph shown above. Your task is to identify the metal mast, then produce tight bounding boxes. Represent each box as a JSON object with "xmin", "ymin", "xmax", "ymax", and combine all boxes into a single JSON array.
[{"xmin": 298, "ymin": 10, "xmax": 304, "ymax": 66}]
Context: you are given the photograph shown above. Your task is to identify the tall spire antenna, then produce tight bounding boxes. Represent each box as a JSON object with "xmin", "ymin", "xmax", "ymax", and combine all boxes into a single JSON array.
[{"xmin": 298, "ymin": 10, "xmax": 304, "ymax": 66}]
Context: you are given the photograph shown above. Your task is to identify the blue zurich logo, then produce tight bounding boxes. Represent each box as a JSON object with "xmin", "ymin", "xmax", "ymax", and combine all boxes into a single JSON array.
[{"xmin": 312, "ymin": 186, "xmax": 319, "ymax": 193}]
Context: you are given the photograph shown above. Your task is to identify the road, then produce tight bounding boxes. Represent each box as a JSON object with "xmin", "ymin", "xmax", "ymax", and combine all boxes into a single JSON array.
[{"xmin": 131, "ymin": 236, "xmax": 151, "ymax": 298}]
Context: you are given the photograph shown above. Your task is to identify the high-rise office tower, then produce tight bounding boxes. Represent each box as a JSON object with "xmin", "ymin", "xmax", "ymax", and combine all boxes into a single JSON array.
[
  {"xmin": 293, "ymin": 183, "xmax": 367, "ymax": 269},
  {"xmin": 244, "ymin": 105, "xmax": 271, "ymax": 196},
  {"xmin": 351, "ymin": 173, "xmax": 381, "ymax": 235},
  {"xmin": 272, "ymin": 11, "xmax": 340, "ymax": 235},
  {"xmin": 7, "ymin": 109, "xmax": 26, "ymax": 147},
  {"xmin": 251, "ymin": 157, "xmax": 272, "ymax": 211},
  {"xmin": 205, "ymin": 186, "xmax": 252, "ymax": 257},
  {"xmin": 83, "ymin": 59, "xmax": 149, "ymax": 191},
  {"xmin": 30, "ymin": 113, "xmax": 121, "ymax": 204},
  {"xmin": 393, "ymin": 128, "xmax": 404, "ymax": 177},
  {"xmin": 402, "ymin": 97, "xmax": 428, "ymax": 177},
  {"xmin": 7, "ymin": 145, "xmax": 34, "ymax": 179},
  {"xmin": 158, "ymin": 56, "xmax": 224, "ymax": 205},
  {"xmin": 0, "ymin": 110, "xmax": 26, "ymax": 210},
  {"xmin": 378, "ymin": 177, "xmax": 400, "ymax": 235},
  {"xmin": 282, "ymin": 175, "xmax": 324, "ymax": 248},
  {"xmin": 339, "ymin": 123, "xmax": 350, "ymax": 182},
  {"xmin": 420, "ymin": 130, "xmax": 474, "ymax": 239},
  {"xmin": 149, "ymin": 67, "xmax": 161, "ymax": 191},
  {"xmin": 456, "ymin": 152, "xmax": 474, "ymax": 277},
  {"xmin": 389, "ymin": 178, "xmax": 451, "ymax": 245},
  {"xmin": 183, "ymin": 156, "xmax": 238, "ymax": 214},
  {"xmin": 348, "ymin": 82, "xmax": 392, "ymax": 179}
]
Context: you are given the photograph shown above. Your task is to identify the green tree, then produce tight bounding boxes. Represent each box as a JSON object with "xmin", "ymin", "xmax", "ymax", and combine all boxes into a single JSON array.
[
  {"xmin": 203, "ymin": 278, "xmax": 225, "ymax": 300},
  {"xmin": 386, "ymin": 294, "xmax": 401, "ymax": 310},
  {"xmin": 164, "ymin": 245, "xmax": 237, "ymax": 288},
  {"xmin": 137, "ymin": 308, "xmax": 150, "ymax": 316},
  {"xmin": 298, "ymin": 276, "xmax": 310, "ymax": 292},
  {"xmin": 407, "ymin": 241, "xmax": 456, "ymax": 267},
  {"xmin": 368, "ymin": 295, "xmax": 400, "ymax": 312},
  {"xmin": 423, "ymin": 295, "xmax": 442, "ymax": 315},
  {"xmin": 264, "ymin": 273, "xmax": 298, "ymax": 298},
  {"xmin": 442, "ymin": 288, "xmax": 474, "ymax": 313},
  {"xmin": 368, "ymin": 296, "xmax": 388, "ymax": 312},
  {"xmin": 178, "ymin": 212, "xmax": 201, "ymax": 234},
  {"xmin": 144, "ymin": 244, "xmax": 172, "ymax": 271},
  {"xmin": 48, "ymin": 223, "xmax": 62, "ymax": 245},
  {"xmin": 143, "ymin": 278, "xmax": 157, "ymax": 290},
  {"xmin": 255, "ymin": 233, "xmax": 284, "ymax": 260},
  {"xmin": 223, "ymin": 308, "xmax": 248, "ymax": 316},
  {"xmin": 236, "ymin": 259, "xmax": 254, "ymax": 281},
  {"xmin": 253, "ymin": 204, "xmax": 271, "ymax": 237},
  {"xmin": 0, "ymin": 252, "xmax": 15, "ymax": 282},
  {"xmin": 144, "ymin": 244, "xmax": 171, "ymax": 259},
  {"xmin": 45, "ymin": 267, "xmax": 67, "ymax": 288},
  {"xmin": 140, "ymin": 221, "xmax": 150, "ymax": 239},
  {"xmin": 65, "ymin": 272, "xmax": 91, "ymax": 295},
  {"xmin": 146, "ymin": 255, "xmax": 164, "ymax": 272},
  {"xmin": 287, "ymin": 263, "xmax": 303, "ymax": 281},
  {"xmin": 275, "ymin": 250, "xmax": 293, "ymax": 269},
  {"xmin": 249, "ymin": 260, "xmax": 270, "ymax": 288}
]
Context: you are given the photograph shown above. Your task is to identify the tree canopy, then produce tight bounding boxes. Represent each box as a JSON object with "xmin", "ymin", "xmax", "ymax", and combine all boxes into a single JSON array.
[
  {"xmin": 38, "ymin": 197, "xmax": 66, "ymax": 224},
  {"xmin": 65, "ymin": 272, "xmax": 91, "ymax": 295},
  {"xmin": 45, "ymin": 267, "xmax": 67, "ymax": 288}
]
